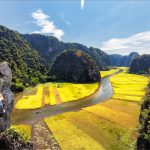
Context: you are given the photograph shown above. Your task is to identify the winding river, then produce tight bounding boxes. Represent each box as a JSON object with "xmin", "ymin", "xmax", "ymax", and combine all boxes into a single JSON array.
[{"xmin": 11, "ymin": 70, "xmax": 121, "ymax": 125}]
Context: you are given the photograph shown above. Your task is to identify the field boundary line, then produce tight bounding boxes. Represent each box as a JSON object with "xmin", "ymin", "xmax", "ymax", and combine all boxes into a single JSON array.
[{"xmin": 53, "ymin": 86, "xmax": 62, "ymax": 104}]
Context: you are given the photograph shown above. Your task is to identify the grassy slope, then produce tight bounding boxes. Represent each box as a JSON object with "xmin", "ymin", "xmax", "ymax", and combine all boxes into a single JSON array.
[
  {"xmin": 45, "ymin": 69, "xmax": 149, "ymax": 150},
  {"xmin": 15, "ymin": 82, "xmax": 99, "ymax": 109}
]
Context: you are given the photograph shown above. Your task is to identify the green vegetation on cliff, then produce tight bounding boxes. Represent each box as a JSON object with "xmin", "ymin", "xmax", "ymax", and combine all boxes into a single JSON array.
[
  {"xmin": 129, "ymin": 54, "xmax": 150, "ymax": 75},
  {"xmin": 50, "ymin": 49, "xmax": 100, "ymax": 82},
  {"xmin": 0, "ymin": 25, "xmax": 48, "ymax": 92},
  {"xmin": 137, "ymin": 82, "xmax": 150, "ymax": 150},
  {"xmin": 24, "ymin": 34, "xmax": 110, "ymax": 70}
]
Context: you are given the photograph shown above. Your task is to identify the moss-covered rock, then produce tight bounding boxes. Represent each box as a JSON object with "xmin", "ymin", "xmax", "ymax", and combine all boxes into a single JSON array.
[{"xmin": 50, "ymin": 49, "xmax": 100, "ymax": 83}]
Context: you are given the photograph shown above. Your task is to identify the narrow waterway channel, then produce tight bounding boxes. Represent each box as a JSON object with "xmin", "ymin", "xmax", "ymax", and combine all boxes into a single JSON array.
[{"xmin": 11, "ymin": 70, "xmax": 121, "ymax": 125}]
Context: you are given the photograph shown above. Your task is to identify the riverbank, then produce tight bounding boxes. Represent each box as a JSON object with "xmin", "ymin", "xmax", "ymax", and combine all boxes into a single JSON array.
[
  {"xmin": 44, "ymin": 70, "xmax": 149, "ymax": 150},
  {"xmin": 11, "ymin": 75, "xmax": 113, "ymax": 125},
  {"xmin": 15, "ymin": 82, "xmax": 99, "ymax": 110}
]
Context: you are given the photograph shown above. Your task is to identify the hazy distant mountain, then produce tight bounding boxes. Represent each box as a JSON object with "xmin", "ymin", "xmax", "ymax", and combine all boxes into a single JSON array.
[
  {"xmin": 109, "ymin": 52, "xmax": 139, "ymax": 66},
  {"xmin": 108, "ymin": 54, "xmax": 122, "ymax": 66},
  {"xmin": 24, "ymin": 34, "xmax": 110, "ymax": 70},
  {"xmin": 129, "ymin": 54, "xmax": 150, "ymax": 74}
]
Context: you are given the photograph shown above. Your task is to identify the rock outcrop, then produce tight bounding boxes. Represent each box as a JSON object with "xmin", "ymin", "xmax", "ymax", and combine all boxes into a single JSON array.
[
  {"xmin": 0, "ymin": 62, "xmax": 14, "ymax": 132},
  {"xmin": 50, "ymin": 49, "xmax": 100, "ymax": 83},
  {"xmin": 129, "ymin": 54, "xmax": 150, "ymax": 75}
]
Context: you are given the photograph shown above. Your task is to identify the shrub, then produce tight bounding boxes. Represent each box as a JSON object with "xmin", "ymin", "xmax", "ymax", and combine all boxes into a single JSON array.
[
  {"xmin": 11, "ymin": 82, "xmax": 25, "ymax": 92},
  {"xmin": 0, "ymin": 127, "xmax": 33, "ymax": 150}
]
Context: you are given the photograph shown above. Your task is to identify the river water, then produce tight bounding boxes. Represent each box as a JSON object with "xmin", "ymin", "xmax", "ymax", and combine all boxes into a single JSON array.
[{"xmin": 11, "ymin": 71, "xmax": 120, "ymax": 125}]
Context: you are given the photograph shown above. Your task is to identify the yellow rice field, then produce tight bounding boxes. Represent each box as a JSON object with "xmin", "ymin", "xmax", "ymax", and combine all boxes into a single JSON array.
[
  {"xmin": 15, "ymin": 82, "xmax": 99, "ymax": 109},
  {"xmin": 14, "ymin": 68, "xmax": 149, "ymax": 149},
  {"xmin": 44, "ymin": 69, "xmax": 149, "ymax": 150},
  {"xmin": 100, "ymin": 68, "xmax": 119, "ymax": 78},
  {"xmin": 45, "ymin": 114, "xmax": 105, "ymax": 150},
  {"xmin": 15, "ymin": 86, "xmax": 43, "ymax": 109},
  {"xmin": 45, "ymin": 100, "xmax": 136, "ymax": 150},
  {"xmin": 56, "ymin": 83, "xmax": 99, "ymax": 102},
  {"xmin": 110, "ymin": 72, "xmax": 149, "ymax": 102}
]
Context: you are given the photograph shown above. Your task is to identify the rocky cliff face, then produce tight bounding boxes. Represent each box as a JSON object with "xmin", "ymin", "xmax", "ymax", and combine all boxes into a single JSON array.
[
  {"xmin": 0, "ymin": 62, "xmax": 14, "ymax": 132},
  {"xmin": 109, "ymin": 52, "xmax": 139, "ymax": 66},
  {"xmin": 24, "ymin": 33, "xmax": 110, "ymax": 70}
]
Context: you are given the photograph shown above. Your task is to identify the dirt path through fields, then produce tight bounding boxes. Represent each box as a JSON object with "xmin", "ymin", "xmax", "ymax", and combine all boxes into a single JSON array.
[
  {"xmin": 41, "ymin": 87, "xmax": 50, "ymax": 107},
  {"xmin": 41, "ymin": 88, "xmax": 45, "ymax": 107},
  {"xmin": 32, "ymin": 121, "xmax": 60, "ymax": 150},
  {"xmin": 53, "ymin": 86, "xmax": 62, "ymax": 104}
]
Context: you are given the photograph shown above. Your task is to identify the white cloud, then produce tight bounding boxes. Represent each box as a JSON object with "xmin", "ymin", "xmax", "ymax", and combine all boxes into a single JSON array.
[
  {"xmin": 31, "ymin": 9, "xmax": 64, "ymax": 40},
  {"xmin": 100, "ymin": 31, "xmax": 150, "ymax": 55},
  {"xmin": 81, "ymin": 0, "xmax": 85, "ymax": 10}
]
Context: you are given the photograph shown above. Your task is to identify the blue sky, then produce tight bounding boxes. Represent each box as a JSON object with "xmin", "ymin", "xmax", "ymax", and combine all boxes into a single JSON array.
[{"xmin": 0, "ymin": 0, "xmax": 150, "ymax": 55}]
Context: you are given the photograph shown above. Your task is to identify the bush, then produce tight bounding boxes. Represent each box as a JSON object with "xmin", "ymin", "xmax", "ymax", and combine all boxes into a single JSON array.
[
  {"xmin": 11, "ymin": 82, "xmax": 25, "ymax": 92},
  {"xmin": 0, "ymin": 127, "xmax": 33, "ymax": 150},
  {"xmin": 31, "ymin": 77, "xmax": 39, "ymax": 86}
]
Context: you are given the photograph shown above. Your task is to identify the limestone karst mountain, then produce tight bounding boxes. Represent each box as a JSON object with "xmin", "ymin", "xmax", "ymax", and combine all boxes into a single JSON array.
[
  {"xmin": 50, "ymin": 49, "xmax": 100, "ymax": 82},
  {"xmin": 109, "ymin": 52, "xmax": 139, "ymax": 66},
  {"xmin": 24, "ymin": 34, "xmax": 110, "ymax": 70}
]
